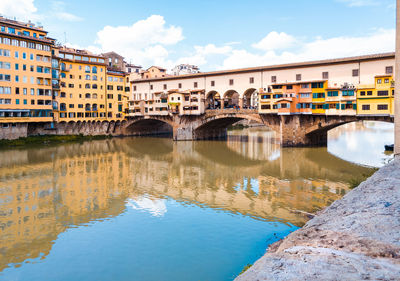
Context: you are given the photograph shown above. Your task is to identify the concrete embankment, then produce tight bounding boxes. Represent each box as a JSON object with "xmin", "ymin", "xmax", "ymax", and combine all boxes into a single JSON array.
[{"xmin": 236, "ymin": 158, "xmax": 400, "ymax": 281}]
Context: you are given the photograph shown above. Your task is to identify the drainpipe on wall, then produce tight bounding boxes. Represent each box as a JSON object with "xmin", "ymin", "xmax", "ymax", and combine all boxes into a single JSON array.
[{"xmin": 395, "ymin": 0, "xmax": 400, "ymax": 157}]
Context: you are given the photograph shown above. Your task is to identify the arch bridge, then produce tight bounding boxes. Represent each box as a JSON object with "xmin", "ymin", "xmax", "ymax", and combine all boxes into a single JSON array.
[{"xmin": 120, "ymin": 111, "xmax": 393, "ymax": 147}]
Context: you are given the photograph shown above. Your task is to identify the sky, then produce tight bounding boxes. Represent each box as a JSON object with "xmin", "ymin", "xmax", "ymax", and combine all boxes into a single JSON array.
[{"xmin": 0, "ymin": 0, "xmax": 396, "ymax": 72}]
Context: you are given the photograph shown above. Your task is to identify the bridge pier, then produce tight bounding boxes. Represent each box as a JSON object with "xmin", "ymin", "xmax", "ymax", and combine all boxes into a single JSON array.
[{"xmin": 279, "ymin": 115, "xmax": 328, "ymax": 147}]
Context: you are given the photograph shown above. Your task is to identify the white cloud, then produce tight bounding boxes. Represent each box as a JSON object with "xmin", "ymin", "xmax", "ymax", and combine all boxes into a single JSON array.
[
  {"xmin": 337, "ymin": 0, "xmax": 380, "ymax": 7},
  {"xmin": 194, "ymin": 44, "xmax": 233, "ymax": 55},
  {"xmin": 252, "ymin": 31, "xmax": 297, "ymax": 51},
  {"xmin": 216, "ymin": 28, "xmax": 395, "ymax": 70},
  {"xmin": 0, "ymin": 0, "xmax": 40, "ymax": 21},
  {"xmin": 94, "ymin": 15, "xmax": 184, "ymax": 67},
  {"xmin": 51, "ymin": 1, "xmax": 83, "ymax": 22}
]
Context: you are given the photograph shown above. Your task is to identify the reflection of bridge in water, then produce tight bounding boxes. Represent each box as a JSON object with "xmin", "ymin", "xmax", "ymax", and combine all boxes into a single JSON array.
[{"xmin": 0, "ymin": 138, "xmax": 373, "ymax": 271}]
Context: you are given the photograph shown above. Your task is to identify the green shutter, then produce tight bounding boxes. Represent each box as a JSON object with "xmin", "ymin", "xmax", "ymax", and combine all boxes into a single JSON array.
[
  {"xmin": 312, "ymin": 104, "xmax": 316, "ymax": 109},
  {"xmin": 336, "ymin": 103, "xmax": 340, "ymax": 109},
  {"xmin": 341, "ymin": 104, "xmax": 345, "ymax": 110},
  {"xmin": 353, "ymin": 104, "xmax": 357, "ymax": 110}
]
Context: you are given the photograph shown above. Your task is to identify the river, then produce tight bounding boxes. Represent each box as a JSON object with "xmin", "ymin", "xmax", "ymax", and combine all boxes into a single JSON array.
[{"xmin": 0, "ymin": 121, "xmax": 393, "ymax": 281}]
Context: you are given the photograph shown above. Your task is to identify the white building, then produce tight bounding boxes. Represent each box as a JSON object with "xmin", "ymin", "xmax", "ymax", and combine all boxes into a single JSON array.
[{"xmin": 172, "ymin": 64, "xmax": 200, "ymax": 76}]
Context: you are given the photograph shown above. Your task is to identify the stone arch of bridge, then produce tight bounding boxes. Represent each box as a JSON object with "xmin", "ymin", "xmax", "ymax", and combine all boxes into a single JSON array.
[
  {"xmin": 192, "ymin": 113, "xmax": 266, "ymax": 140},
  {"xmin": 302, "ymin": 115, "xmax": 394, "ymax": 146},
  {"xmin": 242, "ymin": 88, "xmax": 258, "ymax": 109},
  {"xmin": 205, "ymin": 91, "xmax": 221, "ymax": 109},
  {"xmin": 223, "ymin": 90, "xmax": 240, "ymax": 109},
  {"xmin": 124, "ymin": 117, "xmax": 175, "ymax": 136}
]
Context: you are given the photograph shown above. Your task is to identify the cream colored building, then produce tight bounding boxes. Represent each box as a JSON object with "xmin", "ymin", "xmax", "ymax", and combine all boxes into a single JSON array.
[{"xmin": 131, "ymin": 53, "xmax": 395, "ymax": 116}]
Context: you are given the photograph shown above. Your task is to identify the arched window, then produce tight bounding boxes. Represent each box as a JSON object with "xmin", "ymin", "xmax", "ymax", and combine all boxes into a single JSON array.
[
  {"xmin": 92, "ymin": 66, "xmax": 97, "ymax": 73},
  {"xmin": 60, "ymin": 62, "xmax": 66, "ymax": 71},
  {"xmin": 92, "ymin": 84, "xmax": 98, "ymax": 89},
  {"xmin": 85, "ymin": 66, "xmax": 90, "ymax": 73},
  {"xmin": 85, "ymin": 83, "xmax": 90, "ymax": 89}
]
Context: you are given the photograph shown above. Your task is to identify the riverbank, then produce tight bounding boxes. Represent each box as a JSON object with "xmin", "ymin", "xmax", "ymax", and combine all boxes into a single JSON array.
[
  {"xmin": 236, "ymin": 158, "xmax": 400, "ymax": 280},
  {"xmin": 0, "ymin": 134, "xmax": 111, "ymax": 148}
]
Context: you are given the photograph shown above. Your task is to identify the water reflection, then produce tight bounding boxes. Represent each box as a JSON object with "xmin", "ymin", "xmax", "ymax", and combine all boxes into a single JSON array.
[
  {"xmin": 328, "ymin": 121, "xmax": 394, "ymax": 167},
  {"xmin": 0, "ymin": 136, "xmax": 373, "ymax": 278}
]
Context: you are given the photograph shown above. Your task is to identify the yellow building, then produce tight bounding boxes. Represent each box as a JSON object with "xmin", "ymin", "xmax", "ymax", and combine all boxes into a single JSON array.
[
  {"xmin": 106, "ymin": 70, "xmax": 129, "ymax": 120},
  {"xmin": 0, "ymin": 16, "xmax": 54, "ymax": 124},
  {"xmin": 357, "ymin": 75, "xmax": 394, "ymax": 116},
  {"xmin": 57, "ymin": 47, "xmax": 107, "ymax": 121},
  {"xmin": 311, "ymin": 81, "xmax": 327, "ymax": 114}
]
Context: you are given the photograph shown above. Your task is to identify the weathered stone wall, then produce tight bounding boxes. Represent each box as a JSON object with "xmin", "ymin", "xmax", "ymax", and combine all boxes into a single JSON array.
[
  {"xmin": 0, "ymin": 123, "xmax": 28, "ymax": 140},
  {"xmin": 236, "ymin": 158, "xmax": 400, "ymax": 281}
]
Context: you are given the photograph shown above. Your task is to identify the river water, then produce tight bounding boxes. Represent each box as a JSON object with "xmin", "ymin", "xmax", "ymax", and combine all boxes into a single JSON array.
[{"xmin": 0, "ymin": 121, "xmax": 393, "ymax": 281}]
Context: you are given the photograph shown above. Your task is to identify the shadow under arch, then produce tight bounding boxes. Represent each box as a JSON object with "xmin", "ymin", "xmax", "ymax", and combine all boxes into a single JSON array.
[
  {"xmin": 193, "ymin": 113, "xmax": 266, "ymax": 140},
  {"xmin": 125, "ymin": 118, "xmax": 173, "ymax": 137}
]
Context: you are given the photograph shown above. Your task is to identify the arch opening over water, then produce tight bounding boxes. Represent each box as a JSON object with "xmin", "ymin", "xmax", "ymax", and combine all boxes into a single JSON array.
[{"xmin": 125, "ymin": 119, "xmax": 173, "ymax": 137}]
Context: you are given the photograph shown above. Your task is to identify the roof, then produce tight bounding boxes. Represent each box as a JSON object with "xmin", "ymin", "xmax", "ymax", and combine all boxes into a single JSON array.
[
  {"xmin": 133, "ymin": 52, "xmax": 395, "ymax": 83},
  {"xmin": 0, "ymin": 16, "xmax": 47, "ymax": 33},
  {"xmin": 102, "ymin": 51, "xmax": 124, "ymax": 58},
  {"xmin": 147, "ymin": 66, "xmax": 167, "ymax": 71}
]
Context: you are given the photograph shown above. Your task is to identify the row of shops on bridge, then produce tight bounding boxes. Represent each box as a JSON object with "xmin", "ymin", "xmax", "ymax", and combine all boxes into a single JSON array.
[{"xmin": 128, "ymin": 74, "xmax": 394, "ymax": 117}]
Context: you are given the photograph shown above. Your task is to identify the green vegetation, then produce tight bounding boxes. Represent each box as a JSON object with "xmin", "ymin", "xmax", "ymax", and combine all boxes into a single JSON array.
[
  {"xmin": 0, "ymin": 134, "xmax": 110, "ymax": 148},
  {"xmin": 227, "ymin": 124, "xmax": 249, "ymax": 131},
  {"xmin": 239, "ymin": 264, "xmax": 253, "ymax": 275},
  {"xmin": 348, "ymin": 168, "xmax": 378, "ymax": 189}
]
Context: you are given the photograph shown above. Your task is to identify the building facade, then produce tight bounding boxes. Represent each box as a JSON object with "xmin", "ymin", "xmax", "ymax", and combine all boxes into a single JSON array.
[
  {"xmin": 0, "ymin": 16, "xmax": 55, "ymax": 126},
  {"xmin": 130, "ymin": 53, "xmax": 395, "ymax": 119}
]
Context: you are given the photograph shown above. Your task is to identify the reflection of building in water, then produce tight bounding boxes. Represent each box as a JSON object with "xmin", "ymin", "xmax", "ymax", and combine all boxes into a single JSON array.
[
  {"xmin": 0, "ymin": 138, "xmax": 373, "ymax": 272},
  {"xmin": 0, "ymin": 143, "xmax": 133, "ymax": 271},
  {"xmin": 227, "ymin": 129, "xmax": 280, "ymax": 161}
]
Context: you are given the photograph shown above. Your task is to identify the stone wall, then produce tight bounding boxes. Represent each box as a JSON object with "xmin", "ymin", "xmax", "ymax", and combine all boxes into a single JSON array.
[
  {"xmin": 236, "ymin": 158, "xmax": 400, "ymax": 281},
  {"xmin": 0, "ymin": 123, "xmax": 28, "ymax": 140}
]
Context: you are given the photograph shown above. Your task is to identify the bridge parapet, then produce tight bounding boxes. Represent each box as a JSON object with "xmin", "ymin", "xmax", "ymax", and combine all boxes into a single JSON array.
[{"xmin": 205, "ymin": 108, "xmax": 258, "ymax": 118}]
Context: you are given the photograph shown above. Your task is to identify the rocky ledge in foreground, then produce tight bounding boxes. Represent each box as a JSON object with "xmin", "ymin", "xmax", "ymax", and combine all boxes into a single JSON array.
[{"xmin": 236, "ymin": 158, "xmax": 400, "ymax": 281}]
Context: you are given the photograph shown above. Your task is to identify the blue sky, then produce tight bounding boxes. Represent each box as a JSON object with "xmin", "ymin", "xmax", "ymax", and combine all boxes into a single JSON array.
[{"xmin": 0, "ymin": 0, "xmax": 396, "ymax": 71}]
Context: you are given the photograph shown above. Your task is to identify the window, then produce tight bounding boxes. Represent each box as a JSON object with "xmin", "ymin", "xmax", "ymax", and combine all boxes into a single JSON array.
[
  {"xmin": 211, "ymin": 81, "xmax": 215, "ymax": 87},
  {"xmin": 194, "ymin": 82, "xmax": 198, "ymax": 88},
  {"xmin": 15, "ymin": 51, "xmax": 19, "ymax": 58},
  {"xmin": 360, "ymin": 91, "xmax": 366, "ymax": 96},
  {"xmin": 377, "ymin": 79, "xmax": 382, "ymax": 84},
  {"xmin": 377, "ymin": 90, "xmax": 389, "ymax": 96},
  {"xmin": 377, "ymin": 104, "xmax": 388, "ymax": 110},
  {"xmin": 367, "ymin": 91, "xmax": 373, "ymax": 96},
  {"xmin": 286, "ymin": 85, "xmax": 293, "ymax": 90},
  {"xmin": 229, "ymin": 79, "xmax": 234, "ymax": 86},
  {"xmin": 296, "ymin": 74, "xmax": 301, "ymax": 81},
  {"xmin": 311, "ymin": 82, "xmax": 324, "ymax": 89},
  {"xmin": 249, "ymin": 77, "xmax": 254, "ymax": 84},
  {"xmin": 85, "ymin": 66, "xmax": 90, "ymax": 73},
  {"xmin": 178, "ymin": 83, "xmax": 182, "ymax": 89},
  {"xmin": 386, "ymin": 66, "xmax": 393, "ymax": 74},
  {"xmin": 163, "ymin": 84, "xmax": 167, "ymax": 90},
  {"xmin": 133, "ymin": 86, "xmax": 137, "ymax": 91},
  {"xmin": 384, "ymin": 79, "xmax": 389, "ymax": 84},
  {"xmin": 362, "ymin": 104, "xmax": 370, "ymax": 110},
  {"xmin": 322, "ymin": 72, "xmax": 329, "ymax": 79},
  {"xmin": 150, "ymin": 85, "xmax": 153, "ymax": 90},
  {"xmin": 271, "ymin": 76, "xmax": 276, "ymax": 83},
  {"xmin": 352, "ymin": 69, "xmax": 359, "ymax": 77}
]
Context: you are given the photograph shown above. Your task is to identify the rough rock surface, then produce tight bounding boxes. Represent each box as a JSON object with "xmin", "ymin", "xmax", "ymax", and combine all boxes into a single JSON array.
[{"xmin": 236, "ymin": 158, "xmax": 400, "ymax": 281}]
